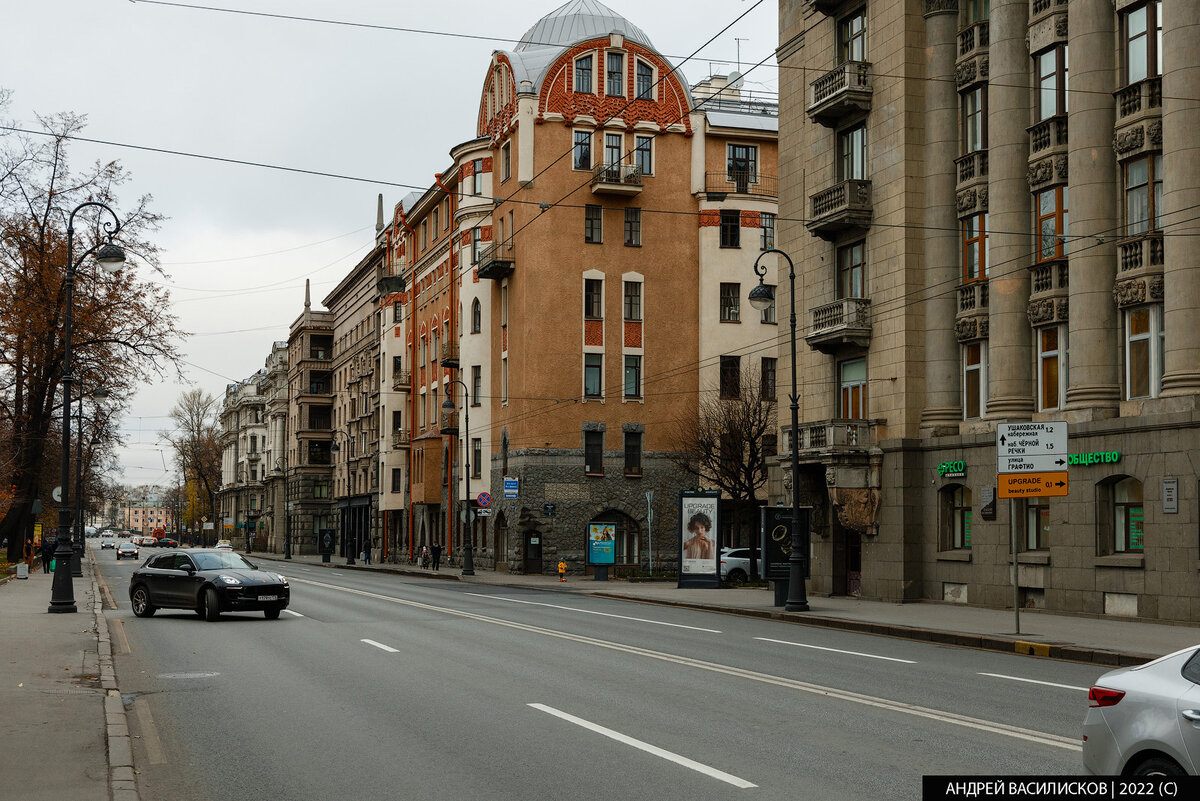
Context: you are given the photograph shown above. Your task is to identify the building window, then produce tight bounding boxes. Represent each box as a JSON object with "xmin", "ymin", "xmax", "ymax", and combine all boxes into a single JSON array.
[
  {"xmin": 1036, "ymin": 186, "xmax": 1069, "ymax": 262},
  {"xmin": 583, "ymin": 430, "xmax": 605, "ymax": 474},
  {"xmin": 838, "ymin": 7, "xmax": 866, "ymax": 63},
  {"xmin": 606, "ymin": 52, "xmax": 624, "ymax": 96},
  {"xmin": 623, "ymin": 431, "xmax": 643, "ymax": 476},
  {"xmin": 1113, "ymin": 477, "xmax": 1144, "ymax": 552},
  {"xmin": 1125, "ymin": 155, "xmax": 1162, "ymax": 236},
  {"xmin": 943, "ymin": 484, "xmax": 973, "ymax": 550},
  {"xmin": 634, "ymin": 135, "xmax": 653, "ymax": 176},
  {"xmin": 755, "ymin": 213, "xmax": 776, "ymax": 252},
  {"xmin": 604, "ymin": 132, "xmax": 622, "ymax": 169},
  {"xmin": 391, "ymin": 468, "xmax": 403, "ymax": 493},
  {"xmin": 719, "ymin": 355, "xmax": 741, "ymax": 400},
  {"xmin": 472, "ymin": 159, "xmax": 484, "ymax": 195},
  {"xmin": 962, "ymin": 0, "xmax": 989, "ymax": 24},
  {"xmin": 584, "ymin": 354, "xmax": 603, "ymax": 398},
  {"xmin": 962, "ymin": 86, "xmax": 987, "ymax": 153},
  {"xmin": 393, "ymin": 301, "xmax": 402, "ymax": 323},
  {"xmin": 471, "ymin": 365, "xmax": 482, "ymax": 405},
  {"xmin": 471, "ymin": 299, "xmax": 481, "ymax": 333},
  {"xmin": 432, "ymin": 207, "xmax": 439, "ymax": 237},
  {"xmin": 624, "ymin": 355, "xmax": 642, "ymax": 399},
  {"xmin": 575, "ymin": 54, "xmax": 593, "ymax": 93},
  {"xmin": 838, "ymin": 124, "xmax": 867, "ymax": 180},
  {"xmin": 573, "ymin": 130, "xmax": 592, "ymax": 170},
  {"xmin": 471, "ymin": 227, "xmax": 482, "ymax": 264},
  {"xmin": 962, "ymin": 213, "xmax": 988, "ymax": 281},
  {"xmin": 1035, "ymin": 46, "xmax": 1068, "ymax": 121},
  {"xmin": 719, "ymin": 209, "xmax": 740, "ymax": 248},
  {"xmin": 584, "ymin": 278, "xmax": 603, "ymax": 319},
  {"xmin": 585, "ymin": 205, "xmax": 602, "ymax": 243},
  {"xmin": 624, "ymin": 208, "xmax": 641, "ymax": 246},
  {"xmin": 720, "ymin": 282, "xmax": 741, "ymax": 322},
  {"xmin": 726, "ymin": 144, "xmax": 757, "ymax": 186},
  {"xmin": 1025, "ymin": 498, "xmax": 1049, "ymax": 550},
  {"xmin": 761, "ymin": 357, "xmax": 777, "ymax": 400},
  {"xmin": 1122, "ymin": 1, "xmax": 1161, "ymax": 85},
  {"xmin": 1125, "ymin": 305, "xmax": 1163, "ymax": 400},
  {"xmin": 421, "ymin": 220, "xmax": 428, "ymax": 250},
  {"xmin": 963, "ymin": 341, "xmax": 986, "ymax": 419},
  {"xmin": 1037, "ymin": 326, "xmax": 1066, "ymax": 412},
  {"xmin": 837, "ymin": 241, "xmax": 865, "ymax": 298},
  {"xmin": 759, "ymin": 285, "xmax": 776, "ymax": 324},
  {"xmin": 501, "ymin": 357, "xmax": 508, "ymax": 403},
  {"xmin": 501, "ymin": 142, "xmax": 511, "ymax": 181},
  {"xmin": 623, "ymin": 281, "xmax": 642, "ymax": 321},
  {"xmin": 635, "ymin": 60, "xmax": 654, "ymax": 100},
  {"xmin": 839, "ymin": 357, "xmax": 866, "ymax": 418},
  {"xmin": 471, "ymin": 438, "xmax": 482, "ymax": 479}
]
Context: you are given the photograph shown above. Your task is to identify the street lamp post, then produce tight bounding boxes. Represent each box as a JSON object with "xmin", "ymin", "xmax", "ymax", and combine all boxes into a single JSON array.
[
  {"xmin": 749, "ymin": 248, "xmax": 810, "ymax": 612},
  {"xmin": 71, "ymin": 387, "xmax": 109, "ymax": 577},
  {"xmin": 49, "ymin": 202, "xmax": 125, "ymax": 614},
  {"xmin": 329, "ymin": 429, "xmax": 354, "ymax": 564},
  {"xmin": 441, "ymin": 380, "xmax": 474, "ymax": 576}
]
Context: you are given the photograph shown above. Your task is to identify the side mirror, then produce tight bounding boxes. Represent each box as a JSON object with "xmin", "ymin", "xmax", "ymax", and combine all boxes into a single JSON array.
[{"xmin": 183, "ymin": 564, "xmax": 196, "ymax": 574}]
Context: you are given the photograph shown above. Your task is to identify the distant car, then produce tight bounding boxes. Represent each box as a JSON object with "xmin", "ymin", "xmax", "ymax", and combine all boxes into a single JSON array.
[
  {"xmin": 215, "ymin": 540, "xmax": 233, "ymax": 551},
  {"xmin": 1082, "ymin": 644, "xmax": 1200, "ymax": 776},
  {"xmin": 101, "ymin": 539, "xmax": 116, "ymax": 550},
  {"xmin": 128, "ymin": 549, "xmax": 289, "ymax": 621},
  {"xmin": 156, "ymin": 538, "xmax": 180, "ymax": 549},
  {"xmin": 719, "ymin": 547, "xmax": 758, "ymax": 583},
  {"xmin": 116, "ymin": 543, "xmax": 140, "ymax": 561}
]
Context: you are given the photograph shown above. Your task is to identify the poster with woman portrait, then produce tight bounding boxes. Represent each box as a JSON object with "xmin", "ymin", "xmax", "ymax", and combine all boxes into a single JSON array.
[{"xmin": 678, "ymin": 490, "xmax": 720, "ymax": 588}]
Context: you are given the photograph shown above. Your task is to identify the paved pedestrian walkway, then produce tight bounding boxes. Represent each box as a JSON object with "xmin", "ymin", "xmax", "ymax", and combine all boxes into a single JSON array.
[{"xmin": 254, "ymin": 550, "xmax": 1200, "ymax": 667}]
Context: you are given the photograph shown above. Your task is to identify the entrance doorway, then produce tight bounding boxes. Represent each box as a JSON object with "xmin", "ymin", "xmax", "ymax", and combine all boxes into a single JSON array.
[
  {"xmin": 831, "ymin": 522, "xmax": 862, "ymax": 597},
  {"xmin": 523, "ymin": 529, "xmax": 542, "ymax": 574}
]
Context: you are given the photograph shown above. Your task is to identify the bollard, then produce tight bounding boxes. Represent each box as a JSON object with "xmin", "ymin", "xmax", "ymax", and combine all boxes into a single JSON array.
[{"xmin": 557, "ymin": 561, "xmax": 567, "ymax": 582}]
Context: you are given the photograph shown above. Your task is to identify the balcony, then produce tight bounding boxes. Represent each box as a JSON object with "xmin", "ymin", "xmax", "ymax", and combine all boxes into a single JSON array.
[
  {"xmin": 1117, "ymin": 232, "xmax": 1165, "ymax": 276},
  {"xmin": 807, "ymin": 62, "xmax": 872, "ymax": 127},
  {"xmin": 704, "ymin": 171, "xmax": 777, "ymax": 199},
  {"xmin": 476, "ymin": 242, "xmax": 514, "ymax": 281},
  {"xmin": 391, "ymin": 429, "xmax": 410, "ymax": 449},
  {"xmin": 810, "ymin": 0, "xmax": 843, "ymax": 14},
  {"xmin": 806, "ymin": 180, "xmax": 871, "ymax": 240},
  {"xmin": 955, "ymin": 150, "xmax": 988, "ymax": 187},
  {"xmin": 1030, "ymin": 260, "xmax": 1070, "ymax": 296},
  {"xmin": 957, "ymin": 21, "xmax": 990, "ymax": 60},
  {"xmin": 590, "ymin": 163, "xmax": 643, "ymax": 196},
  {"xmin": 246, "ymin": 451, "xmax": 261, "ymax": 462},
  {"xmin": 440, "ymin": 341, "xmax": 460, "ymax": 369},
  {"xmin": 957, "ymin": 281, "xmax": 989, "ymax": 313},
  {"xmin": 805, "ymin": 298, "xmax": 872, "ymax": 353},
  {"xmin": 1028, "ymin": 115, "xmax": 1068, "ymax": 156},
  {"xmin": 392, "ymin": 370, "xmax": 411, "ymax": 391},
  {"xmin": 791, "ymin": 419, "xmax": 875, "ymax": 455},
  {"xmin": 1114, "ymin": 77, "xmax": 1162, "ymax": 122}
]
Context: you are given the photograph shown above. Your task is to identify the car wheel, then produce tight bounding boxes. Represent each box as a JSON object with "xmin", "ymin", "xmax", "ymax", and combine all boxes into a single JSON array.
[
  {"xmin": 727, "ymin": 568, "xmax": 748, "ymax": 584},
  {"xmin": 1130, "ymin": 756, "xmax": 1186, "ymax": 777},
  {"xmin": 264, "ymin": 608, "xmax": 281, "ymax": 620},
  {"xmin": 130, "ymin": 586, "xmax": 156, "ymax": 618},
  {"xmin": 202, "ymin": 587, "xmax": 221, "ymax": 622}
]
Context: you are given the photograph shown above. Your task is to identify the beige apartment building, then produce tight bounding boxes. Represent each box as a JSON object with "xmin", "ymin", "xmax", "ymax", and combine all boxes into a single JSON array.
[{"xmin": 775, "ymin": 0, "xmax": 1200, "ymax": 621}]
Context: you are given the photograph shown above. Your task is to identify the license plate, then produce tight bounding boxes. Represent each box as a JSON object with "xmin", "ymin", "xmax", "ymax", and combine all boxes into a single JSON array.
[{"xmin": 259, "ymin": 595, "xmax": 279, "ymax": 602}]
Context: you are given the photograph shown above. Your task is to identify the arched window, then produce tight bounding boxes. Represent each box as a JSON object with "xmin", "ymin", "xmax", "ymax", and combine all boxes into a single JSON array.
[
  {"xmin": 940, "ymin": 484, "xmax": 972, "ymax": 550},
  {"xmin": 590, "ymin": 509, "xmax": 642, "ymax": 566},
  {"xmin": 472, "ymin": 299, "xmax": 482, "ymax": 333}
]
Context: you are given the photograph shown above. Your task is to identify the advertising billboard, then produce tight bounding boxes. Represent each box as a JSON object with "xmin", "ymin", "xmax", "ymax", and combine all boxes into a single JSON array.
[
  {"xmin": 678, "ymin": 491, "xmax": 720, "ymax": 588},
  {"xmin": 588, "ymin": 523, "xmax": 616, "ymax": 565}
]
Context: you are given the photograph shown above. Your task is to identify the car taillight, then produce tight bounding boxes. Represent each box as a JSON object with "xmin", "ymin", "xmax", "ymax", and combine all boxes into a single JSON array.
[{"xmin": 1088, "ymin": 686, "xmax": 1125, "ymax": 707}]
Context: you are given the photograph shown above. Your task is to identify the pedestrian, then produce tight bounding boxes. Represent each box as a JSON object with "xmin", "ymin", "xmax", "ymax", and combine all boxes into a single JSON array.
[
  {"xmin": 41, "ymin": 538, "xmax": 55, "ymax": 574},
  {"xmin": 431, "ymin": 541, "xmax": 442, "ymax": 572},
  {"xmin": 420, "ymin": 544, "xmax": 430, "ymax": 568},
  {"xmin": 361, "ymin": 539, "xmax": 372, "ymax": 565}
]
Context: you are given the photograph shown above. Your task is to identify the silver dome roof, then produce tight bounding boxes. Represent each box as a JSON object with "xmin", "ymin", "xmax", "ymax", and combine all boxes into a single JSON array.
[{"xmin": 514, "ymin": 0, "xmax": 654, "ymax": 52}]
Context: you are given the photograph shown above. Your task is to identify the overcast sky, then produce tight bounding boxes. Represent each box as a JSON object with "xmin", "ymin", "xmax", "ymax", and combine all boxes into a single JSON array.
[{"xmin": 2, "ymin": 0, "xmax": 778, "ymax": 487}]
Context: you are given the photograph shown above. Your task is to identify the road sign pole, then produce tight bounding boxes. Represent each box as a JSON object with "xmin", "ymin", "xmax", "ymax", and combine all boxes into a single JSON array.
[{"xmin": 1011, "ymin": 497, "xmax": 1020, "ymax": 636}]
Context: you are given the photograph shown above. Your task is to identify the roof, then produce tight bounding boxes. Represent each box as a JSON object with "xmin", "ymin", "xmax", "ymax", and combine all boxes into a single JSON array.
[
  {"xmin": 514, "ymin": 0, "xmax": 653, "ymax": 52},
  {"xmin": 706, "ymin": 111, "xmax": 779, "ymax": 133}
]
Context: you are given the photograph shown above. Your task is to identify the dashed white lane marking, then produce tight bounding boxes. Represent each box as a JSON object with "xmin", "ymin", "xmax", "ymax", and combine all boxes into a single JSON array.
[
  {"xmin": 289, "ymin": 575, "xmax": 1081, "ymax": 752},
  {"xmin": 361, "ymin": 639, "xmax": 399, "ymax": 653},
  {"xmin": 465, "ymin": 592, "xmax": 722, "ymax": 633},
  {"xmin": 283, "ymin": 609, "xmax": 304, "ymax": 617},
  {"xmin": 528, "ymin": 703, "xmax": 756, "ymax": 789},
  {"xmin": 978, "ymin": 672, "xmax": 1088, "ymax": 692},
  {"xmin": 754, "ymin": 637, "xmax": 918, "ymax": 664}
]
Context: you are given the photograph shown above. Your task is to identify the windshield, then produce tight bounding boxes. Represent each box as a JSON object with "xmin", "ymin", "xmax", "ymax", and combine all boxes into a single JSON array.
[{"xmin": 191, "ymin": 552, "xmax": 256, "ymax": 571}]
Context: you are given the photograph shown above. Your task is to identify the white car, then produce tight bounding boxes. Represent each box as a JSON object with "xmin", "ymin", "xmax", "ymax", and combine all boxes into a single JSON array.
[
  {"xmin": 1082, "ymin": 644, "xmax": 1200, "ymax": 775},
  {"xmin": 215, "ymin": 540, "xmax": 233, "ymax": 552},
  {"xmin": 719, "ymin": 547, "xmax": 758, "ymax": 583}
]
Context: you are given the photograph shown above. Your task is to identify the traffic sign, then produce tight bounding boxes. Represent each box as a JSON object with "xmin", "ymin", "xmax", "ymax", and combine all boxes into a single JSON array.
[
  {"xmin": 998, "ymin": 454, "xmax": 1069, "ymax": 473},
  {"xmin": 477, "ymin": 508, "xmax": 492, "ymax": 517},
  {"xmin": 999, "ymin": 472, "xmax": 1069, "ymax": 498},
  {"xmin": 503, "ymin": 476, "xmax": 519, "ymax": 499},
  {"xmin": 476, "ymin": 491, "xmax": 491, "ymax": 508},
  {"xmin": 997, "ymin": 422, "xmax": 1067, "ymax": 460}
]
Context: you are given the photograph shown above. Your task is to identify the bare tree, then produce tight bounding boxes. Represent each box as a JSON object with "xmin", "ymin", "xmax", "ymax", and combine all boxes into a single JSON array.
[{"xmin": 160, "ymin": 389, "xmax": 222, "ymax": 544}]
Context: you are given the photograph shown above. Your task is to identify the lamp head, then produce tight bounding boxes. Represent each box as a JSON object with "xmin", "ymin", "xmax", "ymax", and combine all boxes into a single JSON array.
[
  {"xmin": 748, "ymin": 280, "xmax": 775, "ymax": 312},
  {"xmin": 441, "ymin": 397, "xmax": 456, "ymax": 411},
  {"xmin": 95, "ymin": 242, "xmax": 126, "ymax": 274}
]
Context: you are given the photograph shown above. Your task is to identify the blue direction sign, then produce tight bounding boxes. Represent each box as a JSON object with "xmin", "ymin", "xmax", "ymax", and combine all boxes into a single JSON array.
[
  {"xmin": 476, "ymin": 492, "xmax": 491, "ymax": 508},
  {"xmin": 503, "ymin": 476, "xmax": 519, "ymax": 499}
]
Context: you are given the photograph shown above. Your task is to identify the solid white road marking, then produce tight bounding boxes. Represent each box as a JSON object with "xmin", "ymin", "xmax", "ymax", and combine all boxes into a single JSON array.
[
  {"xmin": 529, "ymin": 703, "xmax": 756, "ymax": 789},
  {"xmin": 978, "ymin": 673, "xmax": 1088, "ymax": 692},
  {"xmin": 290, "ymin": 576, "xmax": 1081, "ymax": 752},
  {"xmin": 361, "ymin": 639, "xmax": 399, "ymax": 653},
  {"xmin": 755, "ymin": 637, "xmax": 918, "ymax": 664},
  {"xmin": 283, "ymin": 609, "xmax": 304, "ymax": 617},
  {"xmin": 466, "ymin": 592, "xmax": 722, "ymax": 633}
]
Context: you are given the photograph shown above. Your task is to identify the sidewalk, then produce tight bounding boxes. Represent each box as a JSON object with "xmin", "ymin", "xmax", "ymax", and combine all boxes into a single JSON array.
[
  {"xmin": 0, "ymin": 555, "xmax": 132, "ymax": 801},
  {"xmin": 253, "ymin": 550, "xmax": 1200, "ymax": 667}
]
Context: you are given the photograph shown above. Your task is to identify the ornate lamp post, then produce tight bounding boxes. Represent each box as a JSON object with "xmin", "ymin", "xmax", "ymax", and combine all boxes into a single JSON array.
[
  {"xmin": 50, "ymin": 202, "xmax": 125, "ymax": 614},
  {"xmin": 441, "ymin": 379, "xmax": 474, "ymax": 576},
  {"xmin": 71, "ymin": 387, "xmax": 109, "ymax": 577},
  {"xmin": 749, "ymin": 248, "xmax": 809, "ymax": 612}
]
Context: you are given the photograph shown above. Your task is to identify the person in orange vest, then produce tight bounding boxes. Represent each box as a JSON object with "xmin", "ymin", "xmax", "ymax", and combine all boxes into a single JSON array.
[{"xmin": 557, "ymin": 561, "xmax": 567, "ymax": 582}]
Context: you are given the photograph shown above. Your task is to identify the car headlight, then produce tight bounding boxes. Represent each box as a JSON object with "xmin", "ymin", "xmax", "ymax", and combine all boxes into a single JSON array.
[
  {"xmin": 276, "ymin": 574, "xmax": 289, "ymax": 587},
  {"xmin": 218, "ymin": 575, "xmax": 241, "ymax": 585}
]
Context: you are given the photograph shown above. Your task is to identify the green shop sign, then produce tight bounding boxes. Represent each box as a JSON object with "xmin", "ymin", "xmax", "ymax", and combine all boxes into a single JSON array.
[
  {"xmin": 1068, "ymin": 451, "xmax": 1122, "ymax": 466},
  {"xmin": 937, "ymin": 460, "xmax": 966, "ymax": 478}
]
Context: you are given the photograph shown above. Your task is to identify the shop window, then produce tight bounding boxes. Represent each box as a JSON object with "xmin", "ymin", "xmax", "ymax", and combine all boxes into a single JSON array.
[
  {"xmin": 1098, "ymin": 475, "xmax": 1144, "ymax": 554},
  {"xmin": 941, "ymin": 484, "xmax": 973, "ymax": 550}
]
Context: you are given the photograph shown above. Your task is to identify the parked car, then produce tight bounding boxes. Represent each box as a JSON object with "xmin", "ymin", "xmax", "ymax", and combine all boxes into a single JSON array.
[
  {"xmin": 214, "ymin": 540, "xmax": 233, "ymax": 552},
  {"xmin": 116, "ymin": 542, "xmax": 140, "ymax": 561},
  {"xmin": 719, "ymin": 547, "xmax": 759, "ymax": 583},
  {"xmin": 1082, "ymin": 643, "xmax": 1200, "ymax": 776},
  {"xmin": 128, "ymin": 549, "xmax": 289, "ymax": 621},
  {"xmin": 100, "ymin": 538, "xmax": 116, "ymax": 550}
]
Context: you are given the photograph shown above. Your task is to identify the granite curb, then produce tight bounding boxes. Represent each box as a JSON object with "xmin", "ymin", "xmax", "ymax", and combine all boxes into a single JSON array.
[{"xmin": 89, "ymin": 552, "xmax": 141, "ymax": 801}]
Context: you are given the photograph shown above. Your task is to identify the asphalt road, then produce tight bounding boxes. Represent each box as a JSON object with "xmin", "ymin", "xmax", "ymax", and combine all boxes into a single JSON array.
[{"xmin": 96, "ymin": 549, "xmax": 1104, "ymax": 800}]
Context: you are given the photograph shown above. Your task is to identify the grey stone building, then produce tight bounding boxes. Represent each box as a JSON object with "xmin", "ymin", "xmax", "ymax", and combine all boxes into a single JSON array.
[
  {"xmin": 774, "ymin": 0, "xmax": 1200, "ymax": 621},
  {"xmin": 216, "ymin": 372, "xmax": 267, "ymax": 549}
]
